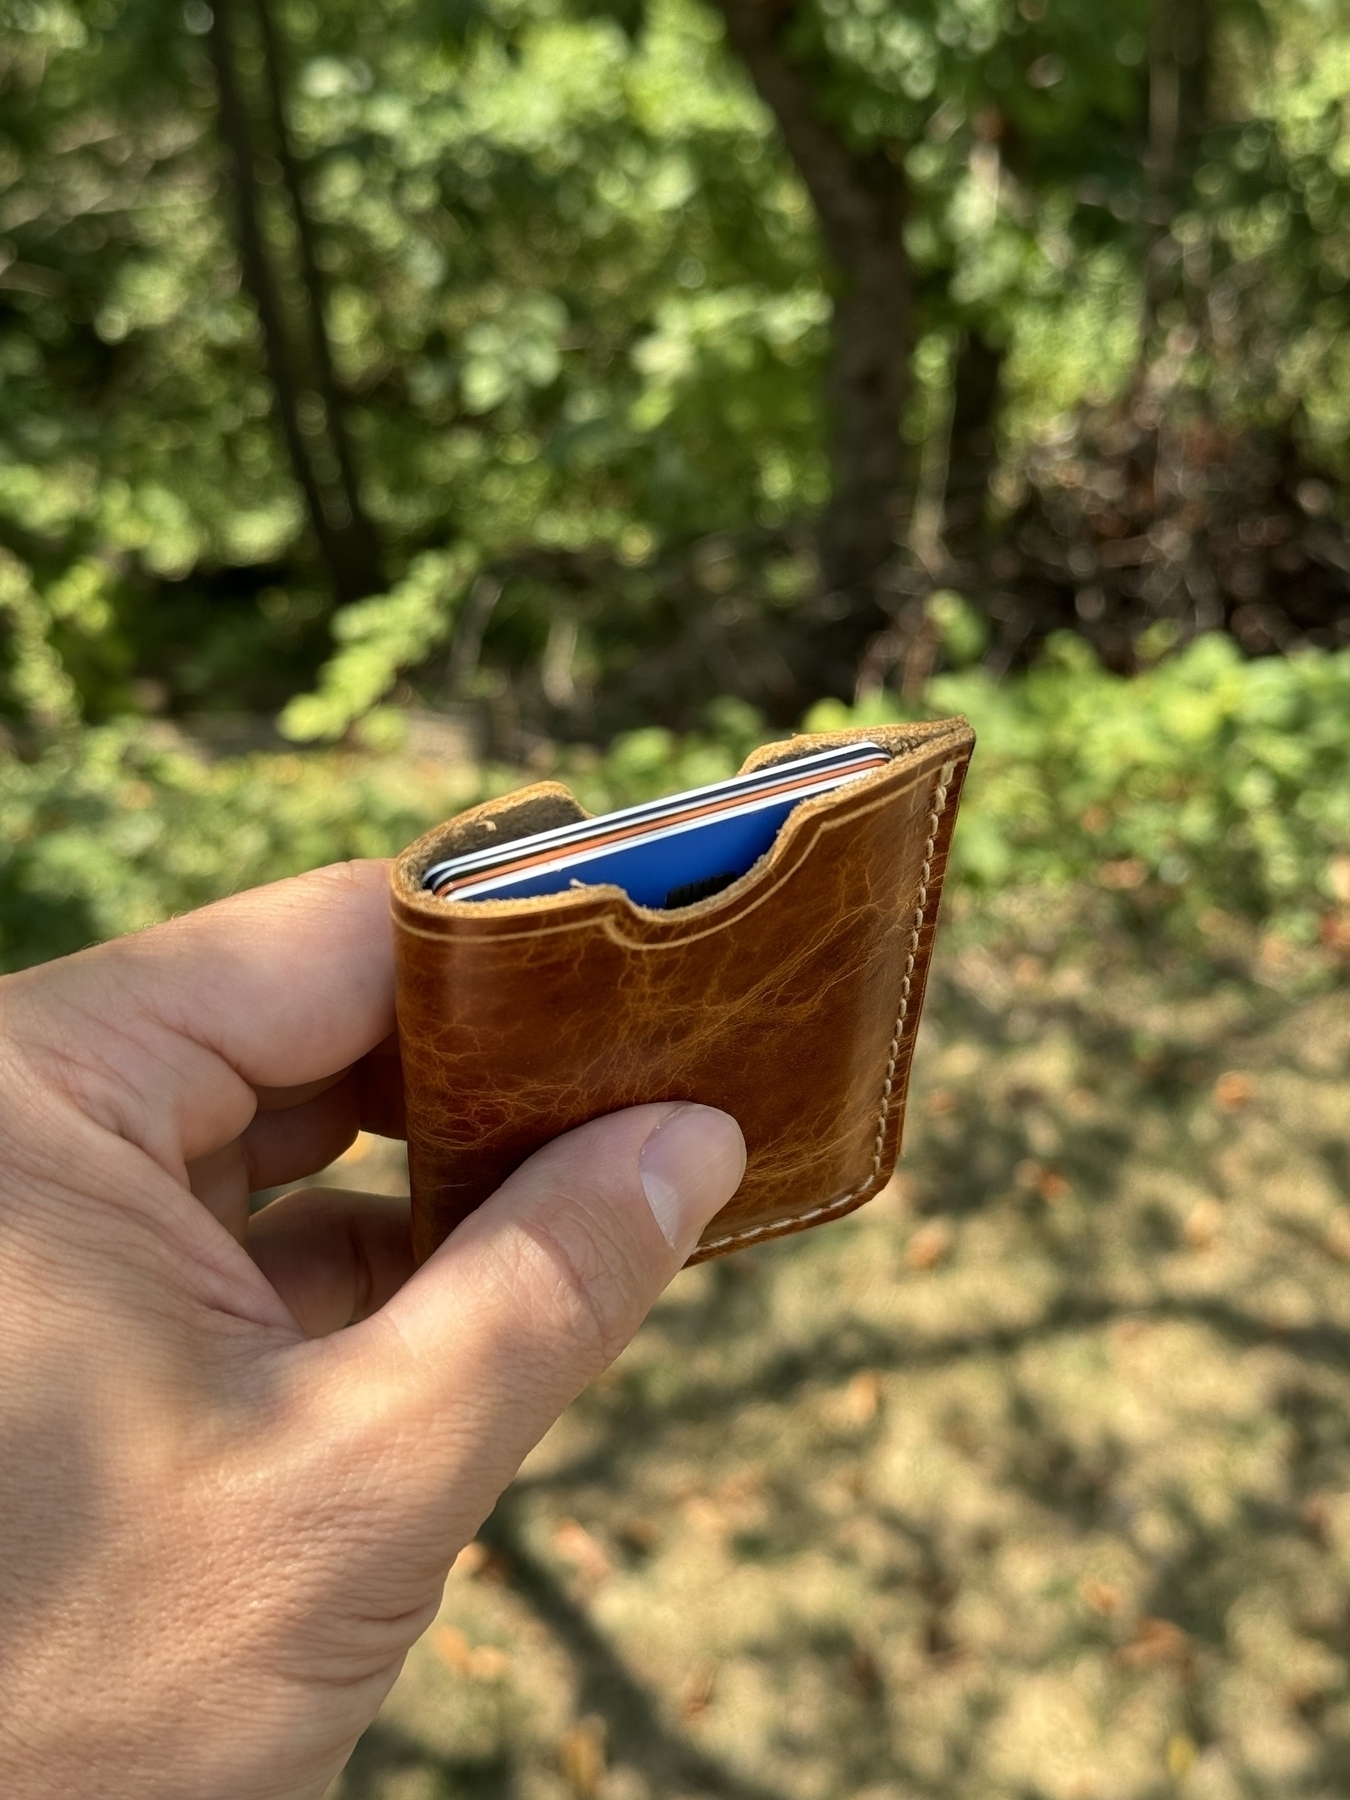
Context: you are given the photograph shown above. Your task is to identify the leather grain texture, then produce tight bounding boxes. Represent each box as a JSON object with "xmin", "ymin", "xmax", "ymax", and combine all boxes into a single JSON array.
[{"xmin": 392, "ymin": 717, "xmax": 975, "ymax": 1264}]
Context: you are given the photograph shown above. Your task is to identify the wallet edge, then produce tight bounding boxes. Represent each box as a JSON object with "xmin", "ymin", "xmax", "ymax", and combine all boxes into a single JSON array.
[{"xmin": 686, "ymin": 740, "xmax": 970, "ymax": 1262}]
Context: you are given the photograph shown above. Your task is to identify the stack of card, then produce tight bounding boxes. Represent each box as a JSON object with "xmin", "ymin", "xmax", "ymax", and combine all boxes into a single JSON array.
[{"xmin": 423, "ymin": 740, "xmax": 888, "ymax": 908}]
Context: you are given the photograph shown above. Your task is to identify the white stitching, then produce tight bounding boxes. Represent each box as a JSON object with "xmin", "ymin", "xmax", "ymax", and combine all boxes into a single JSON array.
[{"xmin": 694, "ymin": 761, "xmax": 956, "ymax": 1258}]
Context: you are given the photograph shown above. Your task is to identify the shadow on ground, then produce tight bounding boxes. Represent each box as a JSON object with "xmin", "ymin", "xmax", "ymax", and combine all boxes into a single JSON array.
[{"xmin": 321, "ymin": 891, "xmax": 1350, "ymax": 1800}]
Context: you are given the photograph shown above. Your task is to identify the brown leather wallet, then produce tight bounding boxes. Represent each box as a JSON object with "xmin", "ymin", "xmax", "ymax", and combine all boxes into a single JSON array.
[{"xmin": 392, "ymin": 717, "xmax": 975, "ymax": 1264}]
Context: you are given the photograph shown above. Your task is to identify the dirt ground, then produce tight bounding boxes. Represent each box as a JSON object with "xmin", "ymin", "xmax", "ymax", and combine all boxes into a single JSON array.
[{"xmin": 310, "ymin": 893, "xmax": 1350, "ymax": 1800}]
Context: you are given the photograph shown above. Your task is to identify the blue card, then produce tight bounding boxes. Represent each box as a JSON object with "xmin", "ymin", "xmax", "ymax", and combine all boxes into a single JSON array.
[{"xmin": 426, "ymin": 742, "xmax": 887, "ymax": 908}]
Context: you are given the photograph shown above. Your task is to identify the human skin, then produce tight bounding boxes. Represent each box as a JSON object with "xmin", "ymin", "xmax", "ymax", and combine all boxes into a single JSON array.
[{"xmin": 0, "ymin": 860, "xmax": 746, "ymax": 1799}]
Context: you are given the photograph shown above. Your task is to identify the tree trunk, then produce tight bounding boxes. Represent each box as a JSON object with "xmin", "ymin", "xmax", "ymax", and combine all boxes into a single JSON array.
[
  {"xmin": 818, "ymin": 150, "xmax": 908, "ymax": 618},
  {"xmin": 208, "ymin": 0, "xmax": 382, "ymax": 606},
  {"xmin": 1141, "ymin": 0, "xmax": 1211, "ymax": 332},
  {"xmin": 711, "ymin": 0, "xmax": 909, "ymax": 681},
  {"xmin": 252, "ymin": 0, "xmax": 384, "ymax": 596}
]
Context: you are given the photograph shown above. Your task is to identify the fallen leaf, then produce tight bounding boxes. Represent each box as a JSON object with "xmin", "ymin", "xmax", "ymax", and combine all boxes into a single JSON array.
[
  {"xmin": 824, "ymin": 1370, "xmax": 881, "ymax": 1429},
  {"xmin": 1212, "ymin": 1070, "xmax": 1255, "ymax": 1113},
  {"xmin": 450, "ymin": 1541, "xmax": 489, "ymax": 1579},
  {"xmin": 478, "ymin": 1547, "xmax": 512, "ymax": 1584},
  {"xmin": 843, "ymin": 1369, "xmax": 881, "ymax": 1425},
  {"xmin": 553, "ymin": 1518, "xmax": 612, "ymax": 1585},
  {"xmin": 1037, "ymin": 1168, "xmax": 1071, "ymax": 1204},
  {"xmin": 1183, "ymin": 1197, "xmax": 1224, "ymax": 1249},
  {"xmin": 1166, "ymin": 1732, "xmax": 1197, "ymax": 1777},
  {"xmin": 925, "ymin": 1087, "xmax": 958, "ymax": 1118},
  {"xmin": 905, "ymin": 1219, "xmax": 951, "ymax": 1270},
  {"xmin": 431, "ymin": 1624, "xmax": 473, "ymax": 1673},
  {"xmin": 558, "ymin": 1716, "xmax": 606, "ymax": 1798},
  {"xmin": 1099, "ymin": 857, "xmax": 1148, "ymax": 890},
  {"xmin": 1079, "ymin": 1579, "xmax": 1121, "ymax": 1615},
  {"xmin": 1119, "ymin": 1616, "xmax": 1193, "ymax": 1677},
  {"xmin": 430, "ymin": 1625, "xmax": 511, "ymax": 1681},
  {"xmin": 682, "ymin": 1664, "xmax": 717, "ymax": 1720},
  {"xmin": 681, "ymin": 1494, "xmax": 727, "ymax": 1535}
]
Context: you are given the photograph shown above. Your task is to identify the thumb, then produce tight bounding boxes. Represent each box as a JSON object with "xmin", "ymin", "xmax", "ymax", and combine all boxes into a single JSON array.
[{"xmin": 321, "ymin": 1102, "xmax": 745, "ymax": 1556}]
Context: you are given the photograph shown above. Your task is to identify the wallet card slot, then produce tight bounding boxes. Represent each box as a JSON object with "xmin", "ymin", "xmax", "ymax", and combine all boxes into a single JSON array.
[
  {"xmin": 398, "ymin": 733, "xmax": 958, "ymax": 945},
  {"xmin": 422, "ymin": 742, "xmax": 890, "ymax": 904},
  {"xmin": 406, "ymin": 733, "xmax": 915, "ymax": 894}
]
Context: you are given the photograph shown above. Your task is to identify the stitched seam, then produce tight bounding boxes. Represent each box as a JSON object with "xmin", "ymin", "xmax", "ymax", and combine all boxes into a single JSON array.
[{"xmin": 696, "ymin": 760, "xmax": 956, "ymax": 1257}]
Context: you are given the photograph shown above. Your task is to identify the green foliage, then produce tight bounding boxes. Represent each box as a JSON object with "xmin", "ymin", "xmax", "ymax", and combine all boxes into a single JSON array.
[
  {"xmin": 0, "ymin": 549, "xmax": 81, "ymax": 730},
  {"xmin": 926, "ymin": 589, "xmax": 988, "ymax": 666},
  {"xmin": 279, "ymin": 546, "xmax": 479, "ymax": 741},
  {"xmin": 6, "ymin": 638, "xmax": 1349, "ymax": 972},
  {"xmin": 808, "ymin": 633, "xmax": 1350, "ymax": 941},
  {"xmin": 8, "ymin": 0, "xmax": 1350, "ymax": 729},
  {"xmin": 0, "ymin": 0, "xmax": 830, "ymax": 723},
  {"xmin": 0, "ymin": 719, "xmax": 494, "ymax": 969},
  {"xmin": 547, "ymin": 692, "xmax": 768, "ymax": 808}
]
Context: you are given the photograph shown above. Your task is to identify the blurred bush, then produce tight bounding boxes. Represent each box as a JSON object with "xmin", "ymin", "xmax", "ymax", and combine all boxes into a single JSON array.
[
  {"xmin": 809, "ymin": 633, "xmax": 1350, "ymax": 944},
  {"xmin": 10, "ymin": 0, "xmax": 1350, "ymax": 745},
  {"xmin": 0, "ymin": 722, "xmax": 491, "ymax": 968},
  {"xmin": 5, "ymin": 634, "xmax": 1348, "ymax": 971}
]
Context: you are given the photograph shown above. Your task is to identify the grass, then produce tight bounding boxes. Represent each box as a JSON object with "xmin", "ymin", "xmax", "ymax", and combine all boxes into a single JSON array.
[{"xmin": 306, "ymin": 889, "xmax": 1350, "ymax": 1800}]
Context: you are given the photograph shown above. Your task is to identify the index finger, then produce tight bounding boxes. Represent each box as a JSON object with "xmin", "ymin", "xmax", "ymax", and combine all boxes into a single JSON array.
[{"xmin": 3, "ymin": 860, "xmax": 397, "ymax": 1171}]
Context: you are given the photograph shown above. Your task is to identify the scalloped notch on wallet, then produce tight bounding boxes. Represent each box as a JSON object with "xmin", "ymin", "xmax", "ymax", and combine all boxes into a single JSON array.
[
  {"xmin": 391, "ymin": 717, "xmax": 976, "ymax": 1265},
  {"xmin": 421, "ymin": 739, "xmax": 890, "ymax": 908}
]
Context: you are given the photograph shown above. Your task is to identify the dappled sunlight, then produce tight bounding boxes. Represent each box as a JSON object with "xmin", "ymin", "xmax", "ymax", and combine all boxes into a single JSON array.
[{"xmin": 325, "ymin": 894, "xmax": 1350, "ymax": 1799}]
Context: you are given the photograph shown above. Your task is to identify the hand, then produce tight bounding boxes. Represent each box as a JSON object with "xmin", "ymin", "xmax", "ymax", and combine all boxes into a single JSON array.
[{"xmin": 0, "ymin": 861, "xmax": 745, "ymax": 1800}]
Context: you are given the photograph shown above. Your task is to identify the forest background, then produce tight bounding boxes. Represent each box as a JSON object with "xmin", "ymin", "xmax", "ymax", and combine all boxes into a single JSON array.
[{"xmin": 6, "ymin": 0, "xmax": 1350, "ymax": 962}]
